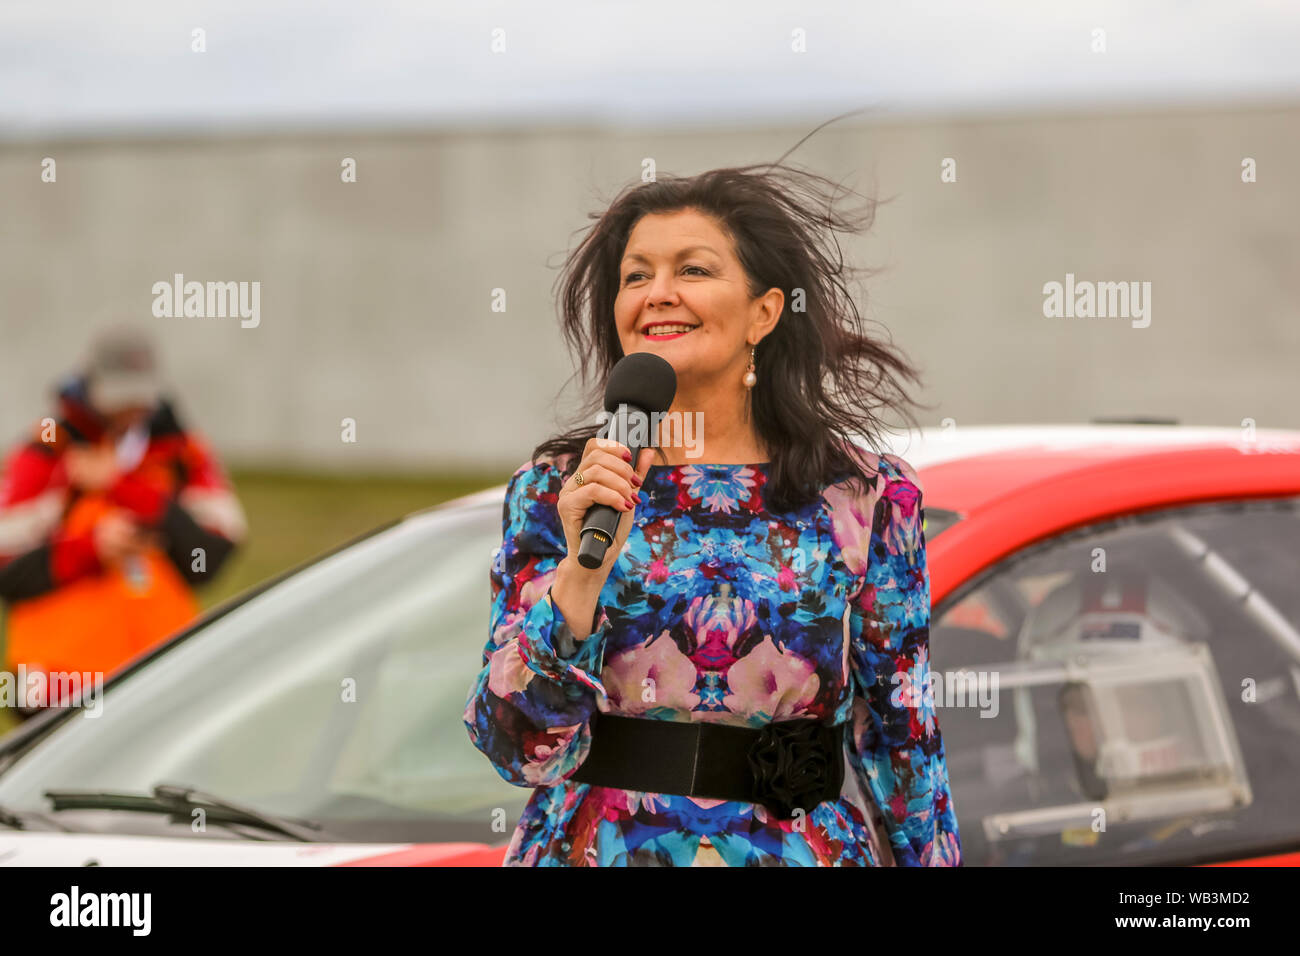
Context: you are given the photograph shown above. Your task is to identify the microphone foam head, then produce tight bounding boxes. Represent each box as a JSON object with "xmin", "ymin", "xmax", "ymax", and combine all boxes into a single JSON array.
[{"xmin": 604, "ymin": 351, "xmax": 677, "ymax": 414}]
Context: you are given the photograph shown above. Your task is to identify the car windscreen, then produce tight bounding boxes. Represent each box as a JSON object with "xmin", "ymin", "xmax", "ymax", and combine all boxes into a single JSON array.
[{"xmin": 0, "ymin": 500, "xmax": 531, "ymax": 845}]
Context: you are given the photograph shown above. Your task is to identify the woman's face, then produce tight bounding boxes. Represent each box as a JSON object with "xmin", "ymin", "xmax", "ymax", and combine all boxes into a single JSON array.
[{"xmin": 614, "ymin": 208, "xmax": 779, "ymax": 391}]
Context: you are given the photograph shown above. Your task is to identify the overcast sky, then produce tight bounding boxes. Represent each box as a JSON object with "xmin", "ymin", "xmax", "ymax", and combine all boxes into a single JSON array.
[{"xmin": 3, "ymin": 0, "xmax": 1299, "ymax": 139}]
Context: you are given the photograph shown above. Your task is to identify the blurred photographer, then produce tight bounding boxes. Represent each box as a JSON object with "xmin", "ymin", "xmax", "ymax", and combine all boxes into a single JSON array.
[{"xmin": 0, "ymin": 326, "xmax": 247, "ymax": 716}]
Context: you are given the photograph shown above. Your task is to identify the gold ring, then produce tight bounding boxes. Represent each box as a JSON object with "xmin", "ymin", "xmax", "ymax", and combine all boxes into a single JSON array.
[{"xmin": 574, "ymin": 470, "xmax": 585, "ymax": 486}]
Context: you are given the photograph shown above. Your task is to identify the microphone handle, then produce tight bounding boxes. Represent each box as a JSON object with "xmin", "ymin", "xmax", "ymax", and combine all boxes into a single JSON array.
[
  {"xmin": 576, "ymin": 407, "xmax": 651, "ymax": 569},
  {"xmin": 577, "ymin": 502, "xmax": 622, "ymax": 569}
]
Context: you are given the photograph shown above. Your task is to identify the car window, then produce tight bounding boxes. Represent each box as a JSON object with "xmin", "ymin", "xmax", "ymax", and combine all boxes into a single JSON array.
[
  {"xmin": 0, "ymin": 500, "xmax": 531, "ymax": 845},
  {"xmin": 931, "ymin": 498, "xmax": 1300, "ymax": 865}
]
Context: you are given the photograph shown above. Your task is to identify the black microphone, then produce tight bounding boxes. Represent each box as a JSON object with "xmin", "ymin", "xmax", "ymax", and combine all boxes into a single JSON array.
[{"xmin": 577, "ymin": 352, "xmax": 677, "ymax": 569}]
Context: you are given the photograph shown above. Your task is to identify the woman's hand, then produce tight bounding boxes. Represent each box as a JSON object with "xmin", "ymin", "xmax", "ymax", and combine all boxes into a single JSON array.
[
  {"xmin": 556, "ymin": 437, "xmax": 654, "ymax": 567},
  {"xmin": 550, "ymin": 437, "xmax": 654, "ymax": 640}
]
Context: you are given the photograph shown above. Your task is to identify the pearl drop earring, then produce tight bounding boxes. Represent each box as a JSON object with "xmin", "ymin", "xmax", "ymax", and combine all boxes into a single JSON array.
[{"xmin": 743, "ymin": 345, "xmax": 757, "ymax": 387}]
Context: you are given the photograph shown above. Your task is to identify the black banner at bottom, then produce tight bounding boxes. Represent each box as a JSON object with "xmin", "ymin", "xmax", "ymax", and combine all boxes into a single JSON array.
[{"xmin": 0, "ymin": 861, "xmax": 1282, "ymax": 941}]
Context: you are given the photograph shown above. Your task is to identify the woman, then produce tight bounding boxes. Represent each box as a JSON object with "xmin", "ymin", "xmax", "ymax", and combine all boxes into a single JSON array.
[{"xmin": 464, "ymin": 161, "xmax": 962, "ymax": 866}]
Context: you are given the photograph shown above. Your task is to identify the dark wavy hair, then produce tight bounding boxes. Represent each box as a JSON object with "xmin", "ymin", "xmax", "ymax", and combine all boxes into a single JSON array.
[{"xmin": 532, "ymin": 124, "xmax": 934, "ymax": 512}]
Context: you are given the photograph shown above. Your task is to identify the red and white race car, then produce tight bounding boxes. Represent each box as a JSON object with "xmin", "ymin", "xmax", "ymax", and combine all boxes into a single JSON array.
[{"xmin": 2, "ymin": 423, "xmax": 1298, "ymax": 866}]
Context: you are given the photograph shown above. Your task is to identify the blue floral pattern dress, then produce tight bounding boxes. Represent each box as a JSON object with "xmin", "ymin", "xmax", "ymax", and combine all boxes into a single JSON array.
[{"xmin": 463, "ymin": 448, "xmax": 962, "ymax": 866}]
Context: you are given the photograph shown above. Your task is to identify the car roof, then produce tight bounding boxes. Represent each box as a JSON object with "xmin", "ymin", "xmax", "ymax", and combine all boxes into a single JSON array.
[
  {"xmin": 866, "ymin": 424, "xmax": 1300, "ymax": 604},
  {"xmin": 871, "ymin": 423, "xmax": 1300, "ymax": 514}
]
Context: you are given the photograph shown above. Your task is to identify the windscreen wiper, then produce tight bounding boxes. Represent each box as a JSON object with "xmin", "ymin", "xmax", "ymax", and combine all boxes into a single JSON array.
[{"xmin": 42, "ymin": 783, "xmax": 334, "ymax": 841}]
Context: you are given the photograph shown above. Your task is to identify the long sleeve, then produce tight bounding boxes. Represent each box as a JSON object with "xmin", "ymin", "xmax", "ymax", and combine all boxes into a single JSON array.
[
  {"xmin": 463, "ymin": 458, "xmax": 614, "ymax": 788},
  {"xmin": 0, "ymin": 442, "xmax": 100, "ymax": 603},
  {"xmin": 157, "ymin": 432, "xmax": 246, "ymax": 584},
  {"xmin": 843, "ymin": 454, "xmax": 962, "ymax": 866}
]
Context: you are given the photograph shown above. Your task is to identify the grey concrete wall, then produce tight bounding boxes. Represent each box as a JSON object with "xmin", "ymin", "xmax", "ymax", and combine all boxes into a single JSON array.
[{"xmin": 1, "ymin": 104, "xmax": 1296, "ymax": 473}]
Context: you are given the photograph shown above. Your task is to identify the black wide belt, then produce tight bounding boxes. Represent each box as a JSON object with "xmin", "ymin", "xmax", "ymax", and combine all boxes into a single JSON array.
[{"xmin": 569, "ymin": 711, "xmax": 847, "ymax": 819}]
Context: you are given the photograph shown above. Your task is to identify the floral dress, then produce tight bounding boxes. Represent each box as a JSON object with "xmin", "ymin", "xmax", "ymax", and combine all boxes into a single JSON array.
[{"xmin": 463, "ymin": 448, "xmax": 963, "ymax": 867}]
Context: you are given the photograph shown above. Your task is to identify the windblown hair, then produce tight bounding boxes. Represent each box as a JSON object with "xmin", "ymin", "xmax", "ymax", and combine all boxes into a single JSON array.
[{"xmin": 532, "ymin": 129, "xmax": 933, "ymax": 511}]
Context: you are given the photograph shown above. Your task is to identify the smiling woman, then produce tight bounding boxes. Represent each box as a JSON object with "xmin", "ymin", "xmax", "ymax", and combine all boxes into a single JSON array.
[
  {"xmin": 538, "ymin": 156, "xmax": 934, "ymax": 505},
  {"xmin": 463, "ymin": 156, "xmax": 961, "ymax": 867},
  {"xmin": 614, "ymin": 211, "xmax": 783, "ymax": 428}
]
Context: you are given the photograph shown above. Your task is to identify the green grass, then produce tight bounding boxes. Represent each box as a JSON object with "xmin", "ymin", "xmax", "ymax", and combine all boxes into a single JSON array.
[
  {"xmin": 203, "ymin": 468, "xmax": 507, "ymax": 609},
  {"xmin": 0, "ymin": 468, "xmax": 509, "ymax": 738}
]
